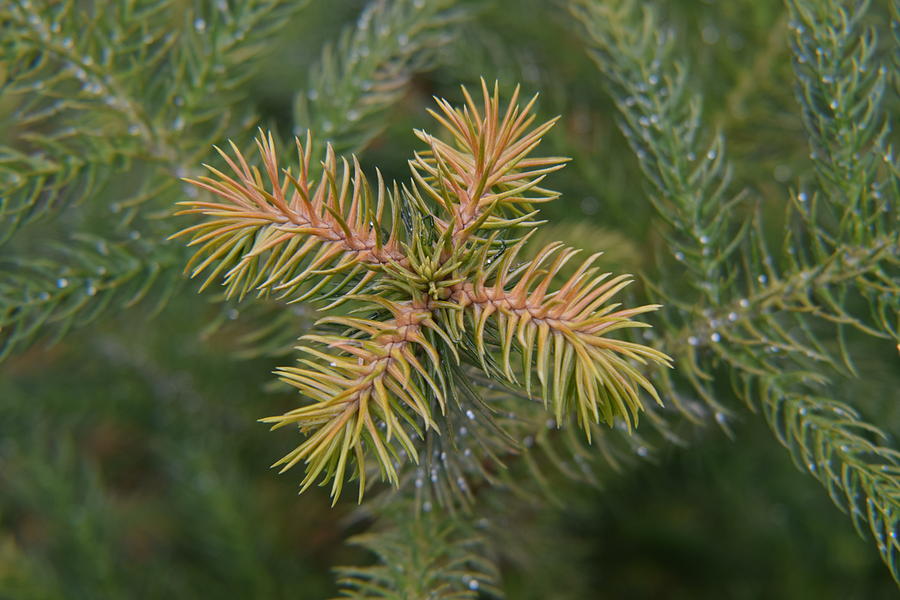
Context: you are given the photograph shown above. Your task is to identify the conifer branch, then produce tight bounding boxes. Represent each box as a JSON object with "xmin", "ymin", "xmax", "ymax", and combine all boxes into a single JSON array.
[
  {"xmin": 172, "ymin": 131, "xmax": 404, "ymax": 302},
  {"xmin": 0, "ymin": 0, "xmax": 306, "ymax": 360},
  {"xmin": 410, "ymin": 80, "xmax": 568, "ymax": 243},
  {"xmin": 1, "ymin": 0, "xmax": 146, "ymax": 241},
  {"xmin": 0, "ymin": 235, "xmax": 181, "ymax": 360},
  {"xmin": 294, "ymin": 0, "xmax": 470, "ymax": 159},
  {"xmin": 448, "ymin": 238, "xmax": 670, "ymax": 434},
  {"xmin": 759, "ymin": 378, "xmax": 900, "ymax": 581},
  {"xmin": 5, "ymin": 0, "xmax": 900, "ymax": 592},
  {"xmin": 196, "ymin": 0, "xmax": 475, "ymax": 360},
  {"xmin": 788, "ymin": 0, "xmax": 892, "ymax": 236},
  {"xmin": 786, "ymin": 0, "xmax": 899, "ymax": 345},
  {"xmin": 666, "ymin": 233, "xmax": 899, "ymax": 360},
  {"xmin": 569, "ymin": 0, "xmax": 744, "ymax": 307},
  {"xmin": 261, "ymin": 298, "xmax": 451, "ymax": 503},
  {"xmin": 196, "ymin": 0, "xmax": 478, "ymax": 360},
  {"xmin": 568, "ymin": 0, "xmax": 743, "ymax": 423},
  {"xmin": 0, "ymin": 0, "xmax": 300, "ymax": 239},
  {"xmin": 173, "ymin": 87, "xmax": 670, "ymax": 501},
  {"xmin": 335, "ymin": 503, "xmax": 501, "ymax": 599},
  {"xmin": 572, "ymin": 0, "xmax": 900, "ymax": 579}
]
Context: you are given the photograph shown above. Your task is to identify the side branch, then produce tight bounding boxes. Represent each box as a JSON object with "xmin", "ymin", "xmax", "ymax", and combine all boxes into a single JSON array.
[
  {"xmin": 665, "ymin": 233, "xmax": 900, "ymax": 357},
  {"xmin": 172, "ymin": 131, "xmax": 405, "ymax": 301},
  {"xmin": 449, "ymin": 241, "xmax": 671, "ymax": 434},
  {"xmin": 410, "ymin": 80, "xmax": 568, "ymax": 242},
  {"xmin": 261, "ymin": 298, "xmax": 448, "ymax": 501}
]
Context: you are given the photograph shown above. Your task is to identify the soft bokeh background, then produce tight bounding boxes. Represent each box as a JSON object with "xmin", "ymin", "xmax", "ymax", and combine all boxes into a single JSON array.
[{"xmin": 2, "ymin": 0, "xmax": 898, "ymax": 598}]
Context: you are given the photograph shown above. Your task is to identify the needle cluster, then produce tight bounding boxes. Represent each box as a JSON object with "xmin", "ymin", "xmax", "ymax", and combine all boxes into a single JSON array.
[{"xmin": 173, "ymin": 81, "xmax": 671, "ymax": 501}]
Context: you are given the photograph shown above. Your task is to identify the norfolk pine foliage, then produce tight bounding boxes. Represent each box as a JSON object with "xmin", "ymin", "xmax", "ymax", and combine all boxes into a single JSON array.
[
  {"xmin": 2, "ymin": 0, "xmax": 900, "ymax": 597},
  {"xmin": 172, "ymin": 83, "xmax": 672, "ymax": 502},
  {"xmin": 571, "ymin": 0, "xmax": 900, "ymax": 581}
]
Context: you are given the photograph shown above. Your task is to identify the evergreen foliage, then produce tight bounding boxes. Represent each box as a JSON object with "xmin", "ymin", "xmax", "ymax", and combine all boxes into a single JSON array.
[
  {"xmin": 2, "ymin": 0, "xmax": 899, "ymax": 597},
  {"xmin": 171, "ymin": 87, "xmax": 671, "ymax": 502},
  {"xmin": 334, "ymin": 504, "xmax": 501, "ymax": 599},
  {"xmin": 572, "ymin": 0, "xmax": 900, "ymax": 580}
]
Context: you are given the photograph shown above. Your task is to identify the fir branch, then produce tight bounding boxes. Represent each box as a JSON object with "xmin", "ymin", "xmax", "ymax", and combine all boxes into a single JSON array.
[
  {"xmin": 294, "ymin": 0, "xmax": 470, "ymax": 158},
  {"xmin": 657, "ymin": 229, "xmax": 900, "ymax": 577},
  {"xmin": 173, "ymin": 88, "xmax": 669, "ymax": 501},
  {"xmin": 335, "ymin": 504, "xmax": 501, "ymax": 599},
  {"xmin": 758, "ymin": 377, "xmax": 900, "ymax": 578},
  {"xmin": 410, "ymin": 80, "xmax": 568, "ymax": 243},
  {"xmin": 788, "ymin": 0, "xmax": 893, "ymax": 237},
  {"xmin": 0, "ymin": 234, "xmax": 181, "ymax": 360},
  {"xmin": 569, "ymin": 0, "xmax": 745, "ymax": 307},
  {"xmin": 0, "ymin": 0, "xmax": 306, "ymax": 360},
  {"xmin": 665, "ymin": 231, "xmax": 899, "ymax": 362},
  {"xmin": 664, "ymin": 195, "xmax": 900, "ymax": 579},
  {"xmin": 262, "ymin": 298, "xmax": 450, "ymax": 503},
  {"xmin": 568, "ymin": 0, "xmax": 744, "ymax": 424},
  {"xmin": 6, "ymin": 0, "xmax": 900, "ymax": 592},
  {"xmin": 571, "ymin": 0, "xmax": 900, "ymax": 579},
  {"xmin": 448, "ymin": 238, "xmax": 670, "ymax": 434},
  {"xmin": 393, "ymin": 342, "xmax": 671, "ymax": 513},
  {"xmin": 1, "ymin": 0, "xmax": 149, "ymax": 241},
  {"xmin": 785, "ymin": 0, "xmax": 899, "ymax": 345},
  {"xmin": 172, "ymin": 131, "xmax": 404, "ymax": 303}
]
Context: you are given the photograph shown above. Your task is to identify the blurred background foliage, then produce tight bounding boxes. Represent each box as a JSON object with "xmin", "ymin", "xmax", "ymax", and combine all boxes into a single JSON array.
[{"xmin": 1, "ymin": 0, "xmax": 898, "ymax": 598}]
